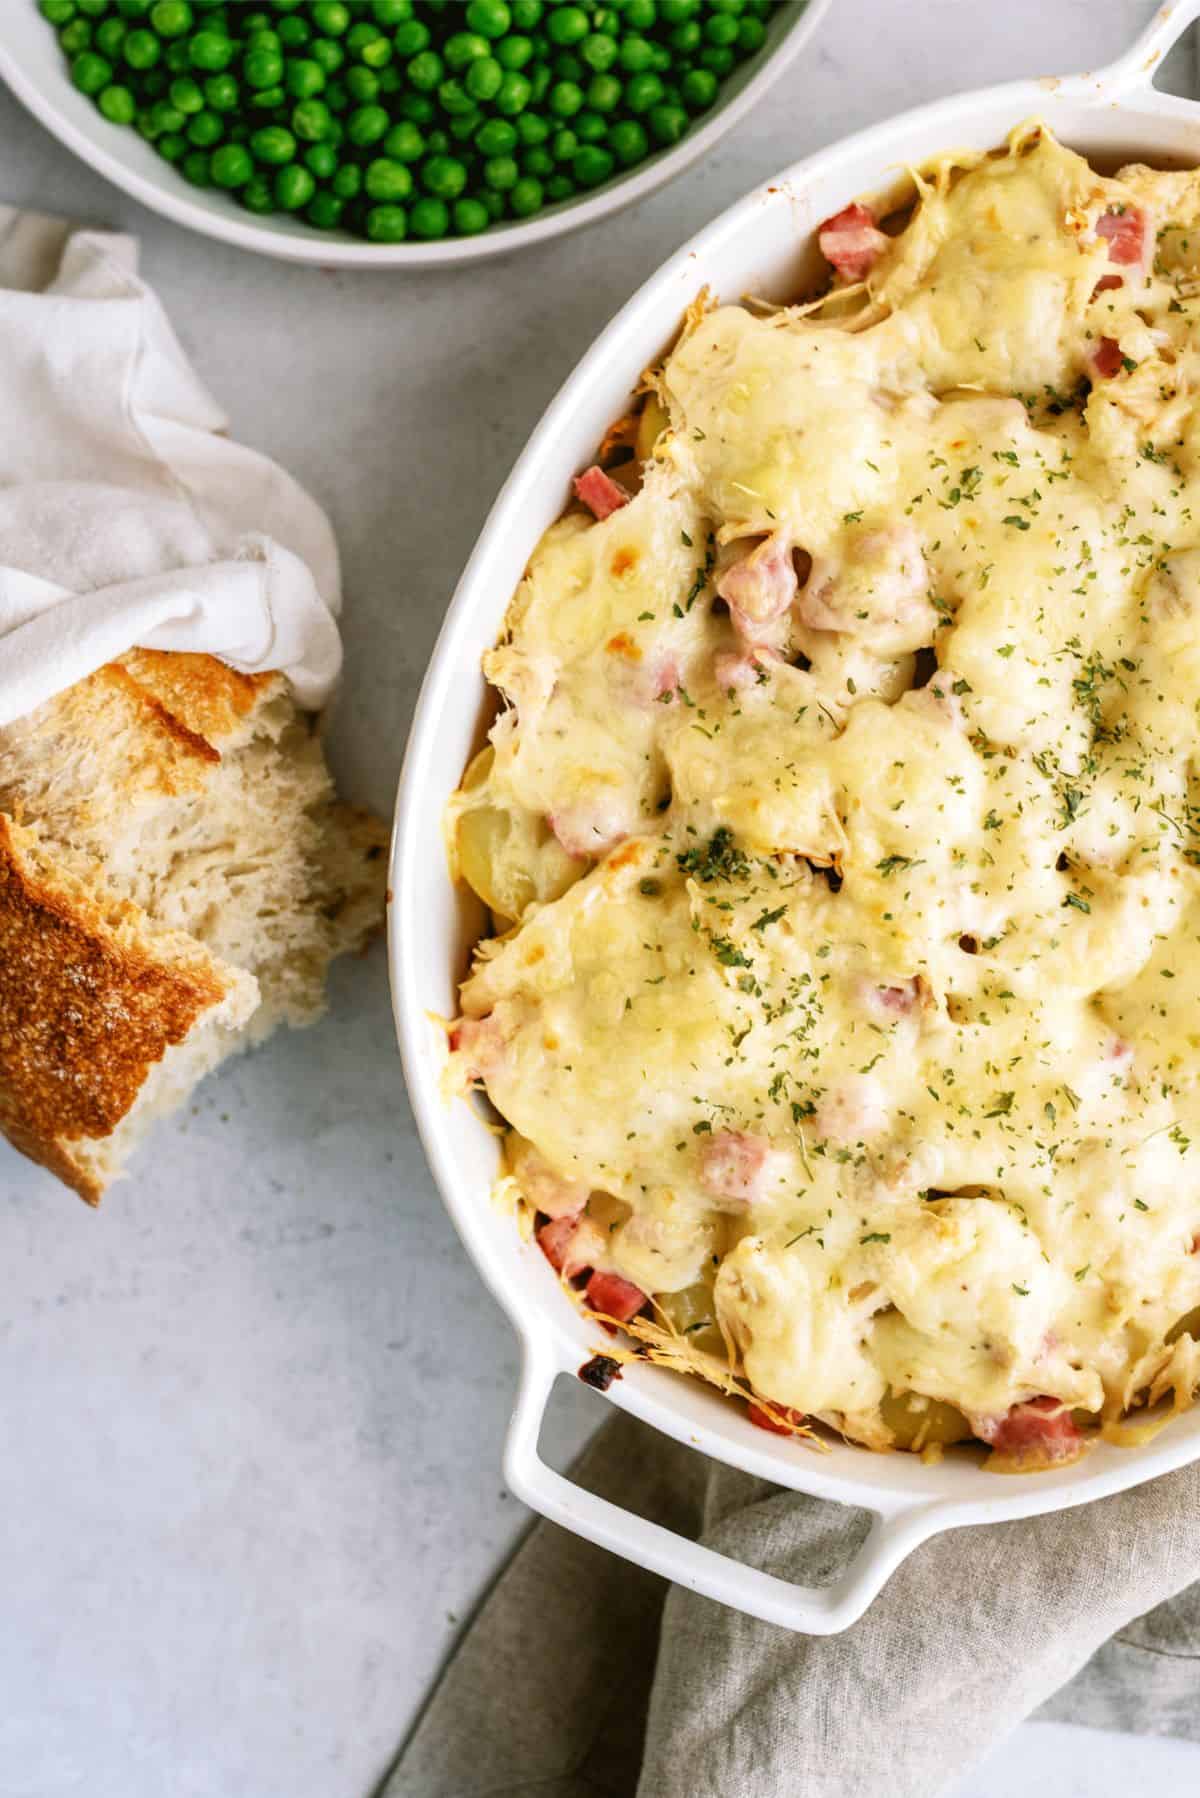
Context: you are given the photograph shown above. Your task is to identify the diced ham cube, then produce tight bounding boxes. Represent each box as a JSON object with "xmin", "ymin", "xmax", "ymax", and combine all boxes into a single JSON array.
[
  {"xmin": 817, "ymin": 201, "xmax": 889, "ymax": 283},
  {"xmin": 975, "ymin": 1395, "xmax": 1084, "ymax": 1468},
  {"xmin": 1091, "ymin": 336, "xmax": 1124, "ymax": 379},
  {"xmin": 700, "ymin": 1130, "xmax": 778, "ymax": 1206},
  {"xmin": 1092, "ymin": 272, "xmax": 1124, "ymax": 296},
  {"xmin": 748, "ymin": 1401, "xmax": 807, "ymax": 1435},
  {"xmin": 574, "ymin": 464, "xmax": 629, "ymax": 520},
  {"xmin": 537, "ymin": 1213, "xmax": 607, "ymax": 1280},
  {"xmin": 1095, "ymin": 205, "xmax": 1147, "ymax": 267},
  {"xmin": 651, "ymin": 654, "xmax": 681, "ymax": 703},
  {"xmin": 448, "ymin": 1013, "xmax": 505, "ymax": 1080},
  {"xmin": 585, "ymin": 1269, "xmax": 648, "ymax": 1324},
  {"xmin": 716, "ymin": 534, "xmax": 798, "ymax": 651}
]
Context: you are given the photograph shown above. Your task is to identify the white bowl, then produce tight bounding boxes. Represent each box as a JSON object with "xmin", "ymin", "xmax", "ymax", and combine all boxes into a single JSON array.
[
  {"xmin": 0, "ymin": 0, "xmax": 832, "ymax": 269},
  {"xmin": 392, "ymin": 0, "xmax": 1200, "ymax": 1633}
]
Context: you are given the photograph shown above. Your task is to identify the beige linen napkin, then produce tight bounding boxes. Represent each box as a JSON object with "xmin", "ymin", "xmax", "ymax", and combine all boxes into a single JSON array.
[{"xmin": 385, "ymin": 1413, "xmax": 1200, "ymax": 1798}]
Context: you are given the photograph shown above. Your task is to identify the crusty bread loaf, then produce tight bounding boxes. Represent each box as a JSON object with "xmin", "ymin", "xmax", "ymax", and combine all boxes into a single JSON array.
[{"xmin": 0, "ymin": 649, "xmax": 387, "ymax": 1202}]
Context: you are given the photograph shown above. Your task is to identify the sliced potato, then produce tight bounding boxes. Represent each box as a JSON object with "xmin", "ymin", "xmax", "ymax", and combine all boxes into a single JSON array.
[
  {"xmin": 454, "ymin": 746, "xmax": 580, "ymax": 922},
  {"xmin": 880, "ymin": 1388, "xmax": 973, "ymax": 1451},
  {"xmin": 657, "ymin": 1279, "xmax": 724, "ymax": 1356}
]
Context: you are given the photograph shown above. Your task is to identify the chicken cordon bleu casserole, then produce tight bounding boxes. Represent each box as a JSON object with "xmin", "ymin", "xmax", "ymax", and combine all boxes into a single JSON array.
[{"xmin": 444, "ymin": 125, "xmax": 1200, "ymax": 1473}]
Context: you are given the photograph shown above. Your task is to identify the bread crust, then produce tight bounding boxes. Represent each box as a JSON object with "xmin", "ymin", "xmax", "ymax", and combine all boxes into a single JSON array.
[{"xmin": 0, "ymin": 814, "xmax": 237, "ymax": 1204}]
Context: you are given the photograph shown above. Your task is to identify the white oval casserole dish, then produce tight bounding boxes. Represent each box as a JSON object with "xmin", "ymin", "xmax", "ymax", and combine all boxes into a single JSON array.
[{"xmin": 392, "ymin": 0, "xmax": 1200, "ymax": 1634}]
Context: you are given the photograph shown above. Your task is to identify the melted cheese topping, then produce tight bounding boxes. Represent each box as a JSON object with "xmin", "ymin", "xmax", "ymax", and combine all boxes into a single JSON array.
[{"xmin": 448, "ymin": 127, "xmax": 1200, "ymax": 1453}]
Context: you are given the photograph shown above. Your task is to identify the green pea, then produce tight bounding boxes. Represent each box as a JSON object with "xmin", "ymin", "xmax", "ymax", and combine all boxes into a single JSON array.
[
  {"xmin": 247, "ymin": 84, "xmax": 285, "ymax": 111},
  {"xmin": 406, "ymin": 50, "xmax": 442, "ymax": 92},
  {"xmin": 365, "ymin": 157, "xmax": 413, "ymax": 201},
  {"xmin": 705, "ymin": 11, "xmax": 740, "ymax": 47},
  {"xmin": 607, "ymin": 116, "xmax": 647, "ymax": 165},
  {"xmin": 422, "ymin": 153, "xmax": 467, "ymax": 199},
  {"xmin": 164, "ymin": 40, "xmax": 190, "ymax": 73},
  {"xmin": 465, "ymin": 55, "xmax": 502, "ymax": 102},
  {"xmin": 546, "ymin": 5, "xmax": 587, "ymax": 47},
  {"xmin": 448, "ymin": 107, "xmax": 482, "ymax": 143},
  {"xmin": 310, "ymin": 38, "xmax": 343, "ymax": 75},
  {"xmin": 619, "ymin": 34, "xmax": 654, "ymax": 72},
  {"xmin": 553, "ymin": 51, "xmax": 584, "ymax": 83},
  {"xmin": 511, "ymin": 0, "xmax": 542, "ymax": 27},
  {"xmin": 204, "ymin": 73, "xmax": 238, "ymax": 112},
  {"xmin": 186, "ymin": 109, "xmax": 221, "ymax": 146},
  {"xmin": 648, "ymin": 101, "xmax": 687, "ymax": 145},
  {"xmin": 169, "ymin": 74, "xmax": 204, "ymax": 111},
  {"xmin": 550, "ymin": 126, "xmax": 577, "ymax": 163},
  {"xmin": 211, "ymin": 142, "xmax": 254, "ymax": 188},
  {"xmin": 669, "ymin": 20, "xmax": 701, "ymax": 53},
  {"xmin": 305, "ymin": 190, "xmax": 344, "ymax": 230},
  {"xmin": 250, "ymin": 123, "xmax": 295, "ymax": 163},
  {"xmin": 494, "ymin": 70, "xmax": 531, "ymax": 114},
  {"xmin": 287, "ymin": 58, "xmax": 326, "ymax": 99},
  {"xmin": 508, "ymin": 174, "xmax": 543, "ymax": 217},
  {"xmin": 150, "ymin": 98, "xmax": 185, "ymax": 133},
  {"xmin": 392, "ymin": 20, "xmax": 430, "ymax": 57},
  {"xmin": 346, "ymin": 103, "xmax": 388, "ymax": 145},
  {"xmin": 737, "ymin": 15, "xmax": 766, "ymax": 53},
  {"xmin": 580, "ymin": 31, "xmax": 617, "ymax": 72},
  {"xmin": 346, "ymin": 21, "xmax": 380, "ymax": 55},
  {"xmin": 453, "ymin": 195, "xmax": 490, "ymax": 235},
  {"xmin": 40, "ymin": 1, "xmax": 77, "ymax": 26},
  {"xmin": 574, "ymin": 110, "xmax": 605, "ymax": 145},
  {"xmin": 475, "ymin": 117, "xmax": 515, "ymax": 156},
  {"xmin": 480, "ymin": 187, "xmax": 505, "ymax": 219},
  {"xmin": 586, "ymin": 73, "xmax": 621, "ymax": 112},
  {"xmin": 425, "ymin": 127, "xmax": 449, "ymax": 154},
  {"xmin": 312, "ymin": 1, "xmax": 350, "ymax": 34},
  {"xmin": 383, "ymin": 120, "xmax": 424, "ymax": 161},
  {"xmin": 625, "ymin": 0, "xmax": 657, "ymax": 27},
  {"xmin": 698, "ymin": 45, "xmax": 735, "ymax": 75},
  {"xmin": 181, "ymin": 148, "xmax": 211, "ymax": 186},
  {"xmin": 361, "ymin": 36, "xmax": 394, "ymax": 69},
  {"xmin": 343, "ymin": 65, "xmax": 377, "ymax": 102},
  {"xmin": 467, "ymin": 0, "xmax": 510, "ymax": 38},
  {"xmin": 149, "ymin": 1, "xmax": 191, "ymax": 38},
  {"xmin": 274, "ymin": 163, "xmax": 316, "ymax": 210},
  {"xmin": 548, "ymin": 79, "xmax": 582, "ymax": 118},
  {"xmin": 659, "ymin": 0, "xmax": 699, "ymax": 19},
  {"xmin": 625, "ymin": 71, "xmax": 663, "ymax": 113},
  {"xmin": 371, "ymin": 0, "xmax": 410, "ymax": 22},
  {"xmin": 95, "ymin": 19, "xmax": 128, "ymax": 59},
  {"xmin": 396, "ymin": 90, "xmax": 434, "ymax": 125},
  {"xmin": 437, "ymin": 76, "xmax": 477, "ymax": 118},
  {"xmin": 331, "ymin": 162, "xmax": 362, "ymax": 198},
  {"xmin": 293, "ymin": 98, "xmax": 334, "ymax": 140},
  {"xmin": 445, "ymin": 31, "xmax": 489, "ymax": 69},
  {"xmin": 409, "ymin": 197, "xmax": 449, "ymax": 239},
  {"xmin": 304, "ymin": 140, "xmax": 338, "ymax": 178},
  {"xmin": 522, "ymin": 146, "xmax": 553, "ymax": 177},
  {"xmin": 98, "ymin": 83, "xmax": 137, "ymax": 124},
  {"xmin": 495, "ymin": 34, "xmax": 533, "ymax": 71},
  {"xmin": 189, "ymin": 30, "xmax": 235, "ymax": 71},
  {"xmin": 156, "ymin": 130, "xmax": 186, "ymax": 162},
  {"xmin": 680, "ymin": 66, "xmax": 717, "ymax": 110},
  {"xmin": 277, "ymin": 17, "xmax": 311, "ymax": 50},
  {"xmin": 573, "ymin": 144, "xmax": 613, "ymax": 188},
  {"xmin": 71, "ymin": 51, "xmax": 112, "ymax": 95},
  {"xmin": 366, "ymin": 203, "xmax": 408, "ymax": 242},
  {"xmin": 545, "ymin": 172, "xmax": 575, "ymax": 202},
  {"xmin": 240, "ymin": 173, "xmax": 276, "ymax": 213},
  {"xmin": 515, "ymin": 110, "xmax": 548, "ymax": 145},
  {"xmin": 482, "ymin": 154, "xmax": 518, "ymax": 191},
  {"xmin": 243, "ymin": 46, "xmax": 283, "ymax": 87}
]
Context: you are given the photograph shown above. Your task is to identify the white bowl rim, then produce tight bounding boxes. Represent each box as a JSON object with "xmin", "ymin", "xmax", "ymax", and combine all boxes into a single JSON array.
[{"xmin": 0, "ymin": 0, "xmax": 832, "ymax": 269}]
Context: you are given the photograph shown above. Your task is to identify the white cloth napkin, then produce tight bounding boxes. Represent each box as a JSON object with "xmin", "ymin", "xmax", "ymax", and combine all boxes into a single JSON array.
[{"xmin": 0, "ymin": 207, "xmax": 341, "ymax": 729}]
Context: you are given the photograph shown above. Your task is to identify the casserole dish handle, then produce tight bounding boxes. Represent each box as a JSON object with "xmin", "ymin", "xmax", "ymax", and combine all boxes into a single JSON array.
[
  {"xmin": 1096, "ymin": 0, "xmax": 1200, "ymax": 106},
  {"xmin": 504, "ymin": 1343, "xmax": 942, "ymax": 1636}
]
